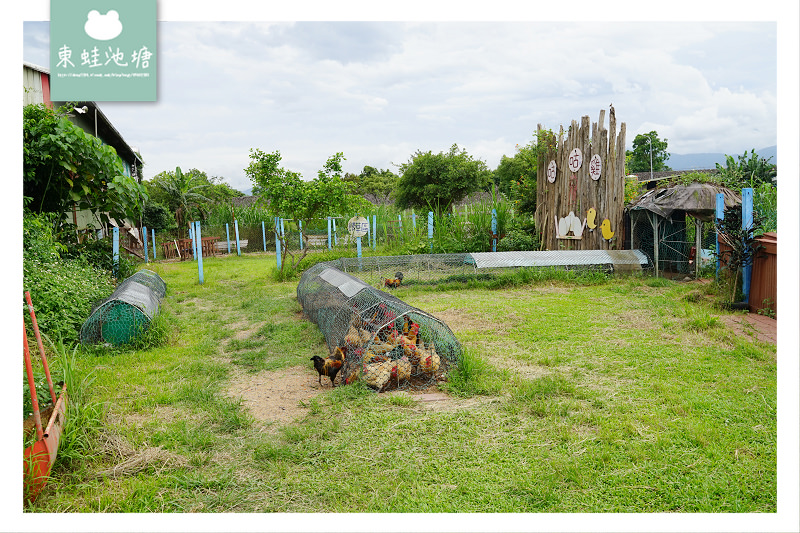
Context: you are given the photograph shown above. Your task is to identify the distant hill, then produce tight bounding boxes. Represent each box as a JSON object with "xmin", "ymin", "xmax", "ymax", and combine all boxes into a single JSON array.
[{"xmin": 666, "ymin": 146, "xmax": 777, "ymax": 171}]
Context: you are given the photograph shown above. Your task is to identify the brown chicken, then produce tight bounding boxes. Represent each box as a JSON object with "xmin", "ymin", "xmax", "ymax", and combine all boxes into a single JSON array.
[{"xmin": 311, "ymin": 355, "xmax": 343, "ymax": 387}]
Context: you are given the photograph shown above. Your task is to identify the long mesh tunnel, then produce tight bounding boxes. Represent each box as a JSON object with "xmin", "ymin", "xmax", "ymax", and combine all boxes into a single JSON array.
[
  {"xmin": 80, "ymin": 269, "xmax": 167, "ymax": 345},
  {"xmin": 298, "ymin": 262, "xmax": 462, "ymax": 392}
]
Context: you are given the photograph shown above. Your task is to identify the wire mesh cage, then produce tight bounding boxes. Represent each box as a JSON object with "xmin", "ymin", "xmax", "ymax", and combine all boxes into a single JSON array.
[
  {"xmin": 298, "ymin": 263, "xmax": 463, "ymax": 392},
  {"xmin": 80, "ymin": 269, "xmax": 167, "ymax": 345}
]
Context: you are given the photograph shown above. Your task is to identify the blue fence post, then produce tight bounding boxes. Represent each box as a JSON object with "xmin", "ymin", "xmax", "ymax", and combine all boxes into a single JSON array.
[
  {"xmin": 491, "ymin": 209, "xmax": 498, "ymax": 252},
  {"xmin": 428, "ymin": 211, "xmax": 434, "ymax": 253},
  {"xmin": 234, "ymin": 219, "xmax": 241, "ymax": 256},
  {"xmin": 112, "ymin": 227, "xmax": 119, "ymax": 277},
  {"xmin": 412, "ymin": 211, "xmax": 416, "ymax": 229},
  {"xmin": 151, "ymin": 228, "xmax": 156, "ymax": 260},
  {"xmin": 357, "ymin": 236, "xmax": 362, "ymax": 260},
  {"xmin": 195, "ymin": 221, "xmax": 204, "ymax": 284},
  {"xmin": 226, "ymin": 223, "xmax": 231, "ymax": 254},
  {"xmin": 275, "ymin": 217, "xmax": 282, "ymax": 270},
  {"xmin": 715, "ymin": 193, "xmax": 724, "ymax": 280},
  {"xmin": 327, "ymin": 217, "xmax": 332, "ymax": 249},
  {"xmin": 262, "ymin": 221, "xmax": 267, "ymax": 252},
  {"xmin": 299, "ymin": 220, "xmax": 304, "ymax": 251},
  {"xmin": 143, "ymin": 226, "xmax": 149, "ymax": 263},
  {"xmin": 333, "ymin": 219, "xmax": 338, "ymax": 246},
  {"xmin": 741, "ymin": 187, "xmax": 753, "ymax": 304},
  {"xmin": 372, "ymin": 214, "xmax": 377, "ymax": 250}
]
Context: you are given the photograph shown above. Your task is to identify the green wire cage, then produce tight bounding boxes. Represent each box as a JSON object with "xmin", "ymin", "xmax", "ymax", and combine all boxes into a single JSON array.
[{"xmin": 80, "ymin": 269, "xmax": 167, "ymax": 345}]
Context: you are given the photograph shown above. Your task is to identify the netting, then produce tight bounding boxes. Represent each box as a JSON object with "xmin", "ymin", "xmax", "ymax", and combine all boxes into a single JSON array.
[
  {"xmin": 297, "ymin": 263, "xmax": 463, "ymax": 392},
  {"xmin": 80, "ymin": 269, "xmax": 166, "ymax": 345},
  {"xmin": 326, "ymin": 250, "xmax": 651, "ymax": 287},
  {"xmin": 629, "ymin": 211, "xmax": 716, "ymax": 275}
]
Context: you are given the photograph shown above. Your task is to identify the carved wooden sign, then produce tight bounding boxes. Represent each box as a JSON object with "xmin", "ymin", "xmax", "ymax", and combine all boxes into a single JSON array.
[
  {"xmin": 568, "ymin": 148, "xmax": 582, "ymax": 173},
  {"xmin": 547, "ymin": 160, "xmax": 557, "ymax": 183},
  {"xmin": 589, "ymin": 154, "xmax": 602, "ymax": 181}
]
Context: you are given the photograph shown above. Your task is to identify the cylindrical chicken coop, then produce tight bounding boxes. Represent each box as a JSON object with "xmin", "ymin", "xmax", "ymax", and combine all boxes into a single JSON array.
[
  {"xmin": 298, "ymin": 263, "xmax": 462, "ymax": 392},
  {"xmin": 80, "ymin": 269, "xmax": 167, "ymax": 345}
]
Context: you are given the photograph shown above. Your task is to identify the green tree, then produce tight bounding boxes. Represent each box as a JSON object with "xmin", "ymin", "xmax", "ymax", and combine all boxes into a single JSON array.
[
  {"xmin": 495, "ymin": 141, "xmax": 539, "ymax": 217},
  {"xmin": 245, "ymin": 149, "xmax": 369, "ymax": 269},
  {"xmin": 23, "ymin": 103, "xmax": 147, "ymax": 225},
  {"xmin": 344, "ymin": 166, "xmax": 400, "ymax": 204},
  {"xmin": 395, "ymin": 144, "xmax": 491, "ymax": 212},
  {"xmin": 626, "ymin": 131, "xmax": 671, "ymax": 174},
  {"xmin": 148, "ymin": 167, "xmax": 213, "ymax": 231}
]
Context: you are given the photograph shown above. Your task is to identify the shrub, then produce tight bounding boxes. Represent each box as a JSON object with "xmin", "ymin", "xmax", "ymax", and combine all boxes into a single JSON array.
[{"xmin": 23, "ymin": 211, "xmax": 115, "ymax": 344}]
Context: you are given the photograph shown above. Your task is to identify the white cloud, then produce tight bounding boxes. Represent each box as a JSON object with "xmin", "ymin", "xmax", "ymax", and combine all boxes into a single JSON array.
[{"xmin": 24, "ymin": 20, "xmax": 780, "ymax": 188}]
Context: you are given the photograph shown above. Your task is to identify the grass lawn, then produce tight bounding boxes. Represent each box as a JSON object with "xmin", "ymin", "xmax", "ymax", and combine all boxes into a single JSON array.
[{"xmin": 25, "ymin": 252, "xmax": 777, "ymax": 516}]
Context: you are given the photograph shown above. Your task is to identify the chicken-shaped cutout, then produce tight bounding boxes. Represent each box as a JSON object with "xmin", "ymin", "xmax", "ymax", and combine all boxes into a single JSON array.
[
  {"xmin": 586, "ymin": 207, "xmax": 597, "ymax": 231},
  {"xmin": 600, "ymin": 219, "xmax": 614, "ymax": 241}
]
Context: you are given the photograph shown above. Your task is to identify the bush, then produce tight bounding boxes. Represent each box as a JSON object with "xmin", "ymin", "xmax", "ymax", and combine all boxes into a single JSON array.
[{"xmin": 23, "ymin": 211, "xmax": 115, "ymax": 344}]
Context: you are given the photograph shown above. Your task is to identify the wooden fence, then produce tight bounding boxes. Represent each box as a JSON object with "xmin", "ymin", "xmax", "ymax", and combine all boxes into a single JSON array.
[{"xmin": 534, "ymin": 106, "xmax": 627, "ymax": 251}]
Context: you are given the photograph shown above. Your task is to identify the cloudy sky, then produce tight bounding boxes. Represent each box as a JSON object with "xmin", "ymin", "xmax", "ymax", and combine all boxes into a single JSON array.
[{"xmin": 18, "ymin": 4, "xmax": 791, "ymax": 195}]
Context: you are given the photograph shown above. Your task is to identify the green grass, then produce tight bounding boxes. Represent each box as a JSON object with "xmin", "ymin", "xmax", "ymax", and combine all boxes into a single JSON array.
[{"xmin": 25, "ymin": 253, "xmax": 777, "ymax": 514}]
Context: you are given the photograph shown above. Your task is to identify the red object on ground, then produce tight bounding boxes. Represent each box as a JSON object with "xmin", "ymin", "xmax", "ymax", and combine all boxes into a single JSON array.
[{"xmin": 23, "ymin": 293, "xmax": 68, "ymax": 503}]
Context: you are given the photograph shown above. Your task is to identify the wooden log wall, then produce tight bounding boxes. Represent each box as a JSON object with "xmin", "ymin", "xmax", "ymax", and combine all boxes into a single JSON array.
[{"xmin": 534, "ymin": 106, "xmax": 626, "ymax": 251}]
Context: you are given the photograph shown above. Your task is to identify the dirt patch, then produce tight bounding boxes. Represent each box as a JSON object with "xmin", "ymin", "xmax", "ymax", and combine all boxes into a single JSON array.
[{"xmin": 225, "ymin": 366, "xmax": 326, "ymax": 429}]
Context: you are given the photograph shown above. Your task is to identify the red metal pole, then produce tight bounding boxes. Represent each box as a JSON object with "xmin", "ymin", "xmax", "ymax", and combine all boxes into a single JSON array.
[
  {"xmin": 25, "ymin": 291, "xmax": 57, "ymax": 405},
  {"xmin": 23, "ymin": 323, "xmax": 44, "ymax": 442}
]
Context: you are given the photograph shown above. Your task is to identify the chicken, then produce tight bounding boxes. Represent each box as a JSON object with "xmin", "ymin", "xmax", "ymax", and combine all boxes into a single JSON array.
[
  {"xmin": 418, "ymin": 343, "xmax": 441, "ymax": 374},
  {"xmin": 362, "ymin": 360, "xmax": 392, "ymax": 390},
  {"xmin": 382, "ymin": 272, "xmax": 403, "ymax": 289},
  {"xmin": 311, "ymin": 355, "xmax": 343, "ymax": 387},
  {"xmin": 344, "ymin": 325, "xmax": 363, "ymax": 347}
]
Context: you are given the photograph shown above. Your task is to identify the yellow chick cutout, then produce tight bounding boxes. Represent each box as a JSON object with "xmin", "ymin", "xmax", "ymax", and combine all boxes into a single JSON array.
[{"xmin": 600, "ymin": 219, "xmax": 614, "ymax": 241}]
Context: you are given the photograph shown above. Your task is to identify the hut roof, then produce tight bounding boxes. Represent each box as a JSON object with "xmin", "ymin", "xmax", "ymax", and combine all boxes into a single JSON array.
[{"xmin": 628, "ymin": 182, "xmax": 740, "ymax": 221}]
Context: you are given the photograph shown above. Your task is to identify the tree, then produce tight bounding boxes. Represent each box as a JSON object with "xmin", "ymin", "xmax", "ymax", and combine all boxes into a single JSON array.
[
  {"xmin": 23, "ymin": 103, "xmax": 147, "ymax": 226},
  {"xmin": 395, "ymin": 144, "xmax": 491, "ymax": 212},
  {"xmin": 626, "ymin": 131, "xmax": 671, "ymax": 174},
  {"xmin": 343, "ymin": 166, "xmax": 400, "ymax": 204},
  {"xmin": 495, "ymin": 141, "xmax": 539, "ymax": 216},
  {"xmin": 245, "ymin": 149, "xmax": 369, "ymax": 269},
  {"xmin": 148, "ymin": 167, "xmax": 213, "ymax": 231}
]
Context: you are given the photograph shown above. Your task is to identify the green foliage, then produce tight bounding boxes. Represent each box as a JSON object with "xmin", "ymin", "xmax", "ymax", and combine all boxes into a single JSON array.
[
  {"xmin": 23, "ymin": 103, "xmax": 147, "ymax": 224},
  {"xmin": 714, "ymin": 203, "xmax": 766, "ymax": 303},
  {"xmin": 141, "ymin": 201, "xmax": 175, "ymax": 232},
  {"xmin": 715, "ymin": 149, "xmax": 777, "ymax": 191},
  {"xmin": 343, "ymin": 165, "xmax": 400, "ymax": 204},
  {"xmin": 497, "ymin": 140, "xmax": 539, "ymax": 217},
  {"xmin": 754, "ymin": 182, "xmax": 777, "ymax": 233},
  {"xmin": 626, "ymin": 131, "xmax": 671, "ymax": 173},
  {"xmin": 245, "ymin": 149, "xmax": 370, "ymax": 269},
  {"xmin": 395, "ymin": 144, "xmax": 491, "ymax": 212},
  {"xmin": 498, "ymin": 216, "xmax": 540, "ymax": 252},
  {"xmin": 23, "ymin": 211, "xmax": 115, "ymax": 344},
  {"xmin": 147, "ymin": 167, "xmax": 213, "ymax": 231}
]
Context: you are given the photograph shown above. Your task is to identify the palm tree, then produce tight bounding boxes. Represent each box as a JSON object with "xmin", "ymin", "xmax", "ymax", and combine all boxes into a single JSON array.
[{"xmin": 156, "ymin": 167, "xmax": 212, "ymax": 236}]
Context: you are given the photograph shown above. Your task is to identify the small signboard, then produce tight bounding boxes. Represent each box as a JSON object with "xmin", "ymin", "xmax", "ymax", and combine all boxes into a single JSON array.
[
  {"xmin": 568, "ymin": 148, "xmax": 583, "ymax": 173},
  {"xmin": 547, "ymin": 160, "xmax": 557, "ymax": 183},
  {"xmin": 347, "ymin": 216, "xmax": 369, "ymax": 237},
  {"xmin": 589, "ymin": 154, "xmax": 602, "ymax": 181}
]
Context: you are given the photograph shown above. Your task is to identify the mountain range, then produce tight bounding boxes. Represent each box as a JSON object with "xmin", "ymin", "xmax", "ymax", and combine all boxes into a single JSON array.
[{"xmin": 665, "ymin": 145, "xmax": 777, "ymax": 171}]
